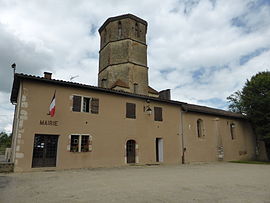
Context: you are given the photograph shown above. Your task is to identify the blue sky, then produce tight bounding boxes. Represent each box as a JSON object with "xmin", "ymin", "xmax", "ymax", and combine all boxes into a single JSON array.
[{"xmin": 0, "ymin": 0, "xmax": 269, "ymax": 132}]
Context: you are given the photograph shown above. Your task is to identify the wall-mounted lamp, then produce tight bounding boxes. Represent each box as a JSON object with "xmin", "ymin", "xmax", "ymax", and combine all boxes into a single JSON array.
[{"xmin": 145, "ymin": 106, "xmax": 152, "ymax": 115}]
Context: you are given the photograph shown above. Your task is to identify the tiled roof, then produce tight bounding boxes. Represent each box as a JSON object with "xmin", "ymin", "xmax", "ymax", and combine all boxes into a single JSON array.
[
  {"xmin": 10, "ymin": 73, "xmax": 245, "ymax": 119},
  {"xmin": 148, "ymin": 86, "xmax": 159, "ymax": 94},
  {"xmin": 111, "ymin": 79, "xmax": 129, "ymax": 89}
]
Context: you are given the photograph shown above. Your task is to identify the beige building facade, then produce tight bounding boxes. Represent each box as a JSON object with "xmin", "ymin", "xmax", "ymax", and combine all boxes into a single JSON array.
[{"xmin": 10, "ymin": 14, "xmax": 263, "ymax": 172}]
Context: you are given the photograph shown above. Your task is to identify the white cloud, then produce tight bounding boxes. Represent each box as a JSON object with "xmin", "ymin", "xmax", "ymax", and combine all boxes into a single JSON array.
[{"xmin": 0, "ymin": 0, "xmax": 269, "ymax": 132}]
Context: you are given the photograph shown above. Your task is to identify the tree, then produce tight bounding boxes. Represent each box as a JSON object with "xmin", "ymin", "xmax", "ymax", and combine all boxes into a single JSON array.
[
  {"xmin": 227, "ymin": 71, "xmax": 270, "ymax": 159},
  {"xmin": 0, "ymin": 132, "xmax": 12, "ymax": 154}
]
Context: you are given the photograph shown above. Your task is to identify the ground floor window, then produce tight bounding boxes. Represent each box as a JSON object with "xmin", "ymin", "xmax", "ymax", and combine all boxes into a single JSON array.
[{"xmin": 70, "ymin": 135, "xmax": 91, "ymax": 152}]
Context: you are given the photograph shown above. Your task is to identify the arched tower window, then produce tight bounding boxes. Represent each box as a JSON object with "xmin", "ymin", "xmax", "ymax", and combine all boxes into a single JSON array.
[
  {"xmin": 135, "ymin": 22, "xmax": 140, "ymax": 37},
  {"xmin": 197, "ymin": 119, "xmax": 204, "ymax": 138},
  {"xmin": 118, "ymin": 21, "xmax": 122, "ymax": 38},
  {"xmin": 230, "ymin": 123, "xmax": 236, "ymax": 140}
]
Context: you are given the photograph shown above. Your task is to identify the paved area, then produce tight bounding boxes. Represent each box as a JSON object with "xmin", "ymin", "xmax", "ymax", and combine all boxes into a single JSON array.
[{"xmin": 0, "ymin": 162, "xmax": 270, "ymax": 203}]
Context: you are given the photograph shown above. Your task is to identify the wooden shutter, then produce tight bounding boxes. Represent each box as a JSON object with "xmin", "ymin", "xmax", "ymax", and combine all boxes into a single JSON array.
[
  {"xmin": 126, "ymin": 103, "xmax": 136, "ymax": 118},
  {"xmin": 154, "ymin": 107, "xmax": 163, "ymax": 121},
  {"xmin": 72, "ymin": 96, "xmax": 81, "ymax": 112},
  {"xmin": 91, "ymin": 98, "xmax": 99, "ymax": 114}
]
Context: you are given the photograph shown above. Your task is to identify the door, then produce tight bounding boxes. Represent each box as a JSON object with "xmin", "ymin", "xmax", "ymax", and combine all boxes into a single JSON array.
[
  {"xmin": 32, "ymin": 134, "xmax": 59, "ymax": 168},
  {"xmin": 156, "ymin": 138, "xmax": 164, "ymax": 162},
  {"xmin": 126, "ymin": 140, "xmax": 136, "ymax": 163}
]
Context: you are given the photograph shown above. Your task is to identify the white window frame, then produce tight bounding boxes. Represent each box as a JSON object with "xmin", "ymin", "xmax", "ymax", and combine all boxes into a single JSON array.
[{"xmin": 70, "ymin": 134, "xmax": 91, "ymax": 152}]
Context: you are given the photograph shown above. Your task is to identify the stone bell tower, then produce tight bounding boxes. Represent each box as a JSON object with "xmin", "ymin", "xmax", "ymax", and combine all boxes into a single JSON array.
[{"xmin": 98, "ymin": 14, "xmax": 151, "ymax": 96}]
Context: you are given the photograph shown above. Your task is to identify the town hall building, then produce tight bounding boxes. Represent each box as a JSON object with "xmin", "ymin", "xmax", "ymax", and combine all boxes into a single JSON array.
[{"xmin": 9, "ymin": 14, "xmax": 266, "ymax": 172}]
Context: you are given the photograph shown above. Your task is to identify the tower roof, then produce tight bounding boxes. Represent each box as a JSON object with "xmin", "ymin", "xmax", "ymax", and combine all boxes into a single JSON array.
[{"xmin": 98, "ymin": 13, "xmax": 148, "ymax": 33}]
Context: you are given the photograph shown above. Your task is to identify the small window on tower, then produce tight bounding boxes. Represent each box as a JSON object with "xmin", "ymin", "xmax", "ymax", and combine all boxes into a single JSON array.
[
  {"xmin": 154, "ymin": 107, "xmax": 163, "ymax": 121},
  {"xmin": 134, "ymin": 83, "xmax": 138, "ymax": 94},
  {"xmin": 135, "ymin": 22, "xmax": 140, "ymax": 37},
  {"xmin": 103, "ymin": 29, "xmax": 107, "ymax": 45},
  {"xmin": 118, "ymin": 21, "xmax": 122, "ymax": 38}
]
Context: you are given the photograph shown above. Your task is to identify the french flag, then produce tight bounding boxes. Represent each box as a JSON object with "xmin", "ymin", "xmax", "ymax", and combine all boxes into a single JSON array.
[{"xmin": 49, "ymin": 91, "xmax": 56, "ymax": 117}]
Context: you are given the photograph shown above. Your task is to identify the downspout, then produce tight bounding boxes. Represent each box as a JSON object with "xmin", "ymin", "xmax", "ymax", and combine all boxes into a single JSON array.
[{"xmin": 180, "ymin": 106, "xmax": 187, "ymax": 164}]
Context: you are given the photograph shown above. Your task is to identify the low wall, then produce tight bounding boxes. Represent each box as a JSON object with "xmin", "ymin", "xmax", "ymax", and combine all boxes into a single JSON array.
[{"xmin": 0, "ymin": 162, "xmax": 14, "ymax": 173}]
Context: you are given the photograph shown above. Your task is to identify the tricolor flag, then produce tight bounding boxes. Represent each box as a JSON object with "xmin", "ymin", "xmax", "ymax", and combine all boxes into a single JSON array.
[{"xmin": 49, "ymin": 91, "xmax": 56, "ymax": 117}]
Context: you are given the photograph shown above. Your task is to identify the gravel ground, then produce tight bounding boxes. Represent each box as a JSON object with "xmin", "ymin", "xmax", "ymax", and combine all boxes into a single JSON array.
[{"xmin": 0, "ymin": 162, "xmax": 270, "ymax": 203}]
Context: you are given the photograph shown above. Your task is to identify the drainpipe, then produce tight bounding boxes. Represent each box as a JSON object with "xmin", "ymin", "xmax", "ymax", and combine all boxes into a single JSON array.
[{"xmin": 180, "ymin": 106, "xmax": 187, "ymax": 164}]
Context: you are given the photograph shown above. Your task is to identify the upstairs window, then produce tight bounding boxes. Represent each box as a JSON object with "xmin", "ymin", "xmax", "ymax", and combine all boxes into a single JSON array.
[
  {"xmin": 197, "ymin": 119, "xmax": 204, "ymax": 138},
  {"xmin": 72, "ymin": 95, "xmax": 81, "ymax": 112},
  {"xmin": 126, "ymin": 103, "xmax": 136, "ymax": 119},
  {"xmin": 230, "ymin": 123, "xmax": 236, "ymax": 140},
  {"xmin": 154, "ymin": 107, "xmax": 163, "ymax": 121},
  {"xmin": 83, "ymin": 97, "xmax": 90, "ymax": 112},
  {"xmin": 118, "ymin": 21, "xmax": 122, "ymax": 38},
  {"xmin": 72, "ymin": 95, "xmax": 99, "ymax": 114},
  {"xmin": 91, "ymin": 98, "xmax": 99, "ymax": 114}
]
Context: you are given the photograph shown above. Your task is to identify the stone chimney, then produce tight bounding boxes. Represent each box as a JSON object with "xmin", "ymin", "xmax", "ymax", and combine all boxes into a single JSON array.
[{"xmin": 44, "ymin": 72, "xmax": 52, "ymax": 80}]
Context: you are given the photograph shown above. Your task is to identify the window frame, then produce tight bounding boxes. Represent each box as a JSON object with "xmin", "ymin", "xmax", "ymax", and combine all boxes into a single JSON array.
[
  {"xmin": 70, "ymin": 134, "xmax": 91, "ymax": 153},
  {"xmin": 196, "ymin": 119, "xmax": 204, "ymax": 138},
  {"xmin": 126, "ymin": 103, "xmax": 136, "ymax": 119},
  {"xmin": 154, "ymin": 107, "xmax": 163, "ymax": 121},
  {"xmin": 72, "ymin": 95, "xmax": 99, "ymax": 114},
  {"xmin": 230, "ymin": 122, "xmax": 236, "ymax": 140}
]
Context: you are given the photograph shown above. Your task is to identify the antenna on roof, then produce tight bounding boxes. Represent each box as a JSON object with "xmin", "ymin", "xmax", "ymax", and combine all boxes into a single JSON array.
[
  {"xmin": 70, "ymin": 75, "xmax": 79, "ymax": 81},
  {"xmin": 11, "ymin": 63, "xmax": 16, "ymax": 75}
]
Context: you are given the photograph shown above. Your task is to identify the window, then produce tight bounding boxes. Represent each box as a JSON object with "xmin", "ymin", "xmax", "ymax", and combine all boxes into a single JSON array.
[
  {"xmin": 72, "ymin": 96, "xmax": 81, "ymax": 112},
  {"xmin": 72, "ymin": 95, "xmax": 99, "ymax": 114},
  {"xmin": 70, "ymin": 135, "xmax": 79, "ymax": 152},
  {"xmin": 91, "ymin": 98, "xmax": 99, "ymax": 114},
  {"xmin": 230, "ymin": 123, "xmax": 236, "ymax": 140},
  {"xmin": 70, "ymin": 135, "xmax": 91, "ymax": 152},
  {"xmin": 135, "ymin": 22, "xmax": 140, "ymax": 37},
  {"xmin": 118, "ymin": 21, "xmax": 122, "ymax": 38},
  {"xmin": 154, "ymin": 107, "xmax": 163, "ymax": 121},
  {"xmin": 133, "ymin": 83, "xmax": 138, "ymax": 94},
  {"xmin": 103, "ymin": 29, "xmax": 107, "ymax": 44},
  {"xmin": 197, "ymin": 119, "xmax": 204, "ymax": 138},
  {"xmin": 83, "ymin": 97, "xmax": 90, "ymax": 112},
  {"xmin": 126, "ymin": 103, "xmax": 136, "ymax": 119}
]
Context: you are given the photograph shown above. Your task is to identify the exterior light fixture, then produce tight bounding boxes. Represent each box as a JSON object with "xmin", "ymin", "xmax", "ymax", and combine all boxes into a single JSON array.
[
  {"xmin": 145, "ymin": 106, "xmax": 152, "ymax": 115},
  {"xmin": 11, "ymin": 63, "xmax": 16, "ymax": 75}
]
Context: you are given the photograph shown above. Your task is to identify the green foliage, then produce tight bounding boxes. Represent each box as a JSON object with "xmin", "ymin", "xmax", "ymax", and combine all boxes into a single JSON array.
[
  {"xmin": 227, "ymin": 71, "xmax": 270, "ymax": 140},
  {"xmin": 0, "ymin": 132, "xmax": 12, "ymax": 154}
]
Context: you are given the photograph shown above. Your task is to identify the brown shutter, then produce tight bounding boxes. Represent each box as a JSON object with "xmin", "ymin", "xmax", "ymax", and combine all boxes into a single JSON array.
[
  {"xmin": 126, "ymin": 103, "xmax": 136, "ymax": 119},
  {"xmin": 154, "ymin": 107, "xmax": 163, "ymax": 121},
  {"xmin": 72, "ymin": 96, "xmax": 81, "ymax": 112},
  {"xmin": 91, "ymin": 98, "xmax": 99, "ymax": 114}
]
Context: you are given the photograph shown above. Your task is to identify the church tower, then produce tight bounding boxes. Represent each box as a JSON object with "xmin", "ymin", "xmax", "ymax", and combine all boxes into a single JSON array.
[{"xmin": 98, "ymin": 14, "xmax": 152, "ymax": 96}]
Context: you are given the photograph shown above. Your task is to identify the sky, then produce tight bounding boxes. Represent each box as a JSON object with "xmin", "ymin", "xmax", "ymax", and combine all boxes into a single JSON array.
[{"xmin": 0, "ymin": 0, "xmax": 270, "ymax": 133}]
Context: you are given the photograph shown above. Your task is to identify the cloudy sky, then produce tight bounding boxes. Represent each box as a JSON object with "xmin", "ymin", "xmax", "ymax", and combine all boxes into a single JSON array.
[{"xmin": 0, "ymin": 0, "xmax": 270, "ymax": 133}]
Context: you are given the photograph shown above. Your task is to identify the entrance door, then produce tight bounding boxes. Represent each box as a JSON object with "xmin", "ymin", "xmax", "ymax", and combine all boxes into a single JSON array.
[
  {"xmin": 126, "ymin": 140, "xmax": 136, "ymax": 163},
  {"xmin": 156, "ymin": 138, "xmax": 164, "ymax": 162},
  {"xmin": 32, "ymin": 134, "xmax": 59, "ymax": 168}
]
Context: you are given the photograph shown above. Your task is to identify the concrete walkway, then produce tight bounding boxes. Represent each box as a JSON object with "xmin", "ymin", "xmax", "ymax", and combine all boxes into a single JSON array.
[{"xmin": 0, "ymin": 162, "xmax": 270, "ymax": 203}]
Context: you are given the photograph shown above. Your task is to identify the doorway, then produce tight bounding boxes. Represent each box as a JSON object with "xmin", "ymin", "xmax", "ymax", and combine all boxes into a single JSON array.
[
  {"xmin": 156, "ymin": 138, "xmax": 164, "ymax": 162},
  {"xmin": 126, "ymin": 140, "xmax": 136, "ymax": 164},
  {"xmin": 32, "ymin": 134, "xmax": 59, "ymax": 168}
]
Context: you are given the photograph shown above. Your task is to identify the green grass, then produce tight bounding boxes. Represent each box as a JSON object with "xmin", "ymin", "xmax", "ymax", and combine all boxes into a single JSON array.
[{"xmin": 229, "ymin": 160, "xmax": 270, "ymax": 165}]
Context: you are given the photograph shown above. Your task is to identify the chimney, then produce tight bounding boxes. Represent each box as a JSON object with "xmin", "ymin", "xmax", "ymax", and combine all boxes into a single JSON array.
[
  {"xmin": 44, "ymin": 72, "xmax": 52, "ymax": 80},
  {"xmin": 159, "ymin": 89, "xmax": 171, "ymax": 100}
]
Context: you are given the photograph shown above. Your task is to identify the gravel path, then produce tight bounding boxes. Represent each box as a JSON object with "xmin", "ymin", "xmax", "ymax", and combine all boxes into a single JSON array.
[{"xmin": 0, "ymin": 162, "xmax": 270, "ymax": 203}]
